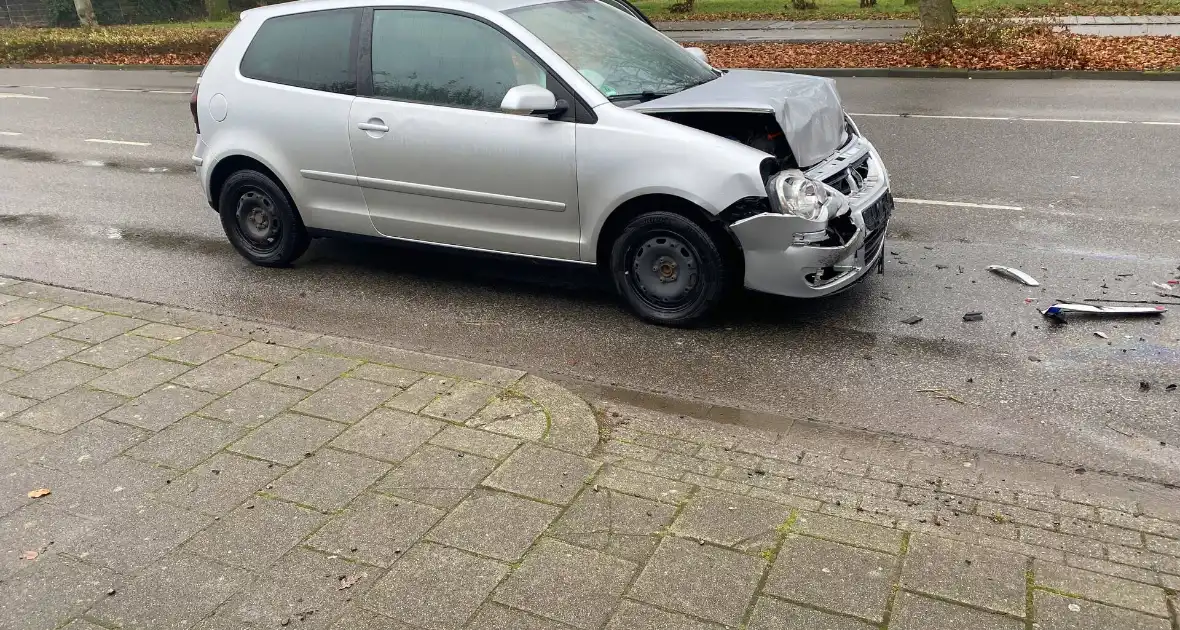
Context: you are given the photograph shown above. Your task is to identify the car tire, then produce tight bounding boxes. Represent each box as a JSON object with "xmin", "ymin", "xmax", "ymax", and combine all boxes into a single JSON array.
[
  {"xmin": 609, "ymin": 211, "xmax": 731, "ymax": 326},
  {"xmin": 219, "ymin": 170, "xmax": 310, "ymax": 267}
]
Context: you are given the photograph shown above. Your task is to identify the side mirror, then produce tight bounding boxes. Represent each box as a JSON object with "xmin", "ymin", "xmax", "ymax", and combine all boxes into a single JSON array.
[
  {"xmin": 500, "ymin": 84, "xmax": 564, "ymax": 117},
  {"xmin": 685, "ymin": 47, "xmax": 709, "ymax": 66}
]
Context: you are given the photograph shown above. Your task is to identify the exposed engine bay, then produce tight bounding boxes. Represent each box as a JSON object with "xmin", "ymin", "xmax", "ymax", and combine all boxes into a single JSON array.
[{"xmin": 645, "ymin": 111, "xmax": 798, "ymax": 170}]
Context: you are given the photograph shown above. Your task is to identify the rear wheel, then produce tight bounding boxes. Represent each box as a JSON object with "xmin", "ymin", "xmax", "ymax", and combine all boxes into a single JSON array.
[
  {"xmin": 218, "ymin": 170, "xmax": 309, "ymax": 267},
  {"xmin": 609, "ymin": 211, "xmax": 731, "ymax": 326}
]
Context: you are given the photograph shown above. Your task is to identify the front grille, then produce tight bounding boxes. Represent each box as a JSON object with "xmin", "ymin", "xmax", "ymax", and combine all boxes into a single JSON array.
[
  {"xmin": 823, "ymin": 153, "xmax": 871, "ymax": 195},
  {"xmin": 862, "ymin": 192, "xmax": 894, "ymax": 232},
  {"xmin": 863, "ymin": 227, "xmax": 885, "ymax": 259}
]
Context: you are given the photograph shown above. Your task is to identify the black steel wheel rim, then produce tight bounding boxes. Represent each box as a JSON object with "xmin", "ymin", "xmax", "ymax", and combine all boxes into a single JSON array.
[
  {"xmin": 626, "ymin": 230, "xmax": 703, "ymax": 312},
  {"xmin": 233, "ymin": 187, "xmax": 282, "ymax": 256}
]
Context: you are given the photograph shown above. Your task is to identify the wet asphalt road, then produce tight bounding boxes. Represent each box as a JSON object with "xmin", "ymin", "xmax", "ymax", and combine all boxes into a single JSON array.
[{"xmin": 1, "ymin": 69, "xmax": 1179, "ymax": 483}]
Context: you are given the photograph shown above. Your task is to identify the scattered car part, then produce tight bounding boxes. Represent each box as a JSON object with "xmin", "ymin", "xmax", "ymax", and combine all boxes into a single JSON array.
[
  {"xmin": 986, "ymin": 265, "xmax": 1040, "ymax": 286},
  {"xmin": 963, "ymin": 312, "xmax": 984, "ymax": 322},
  {"xmin": 1041, "ymin": 303, "xmax": 1167, "ymax": 319},
  {"xmin": 1152, "ymin": 281, "xmax": 1173, "ymax": 292},
  {"xmin": 1093, "ymin": 331, "xmax": 1109, "ymax": 339},
  {"xmin": 902, "ymin": 316, "xmax": 923, "ymax": 325}
]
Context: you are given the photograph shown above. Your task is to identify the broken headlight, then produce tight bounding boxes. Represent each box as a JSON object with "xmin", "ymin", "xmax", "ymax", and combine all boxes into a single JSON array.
[{"xmin": 766, "ymin": 170, "xmax": 839, "ymax": 222}]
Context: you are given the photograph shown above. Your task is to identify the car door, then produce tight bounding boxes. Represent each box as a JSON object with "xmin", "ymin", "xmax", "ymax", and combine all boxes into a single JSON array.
[
  {"xmin": 232, "ymin": 7, "xmax": 369, "ymax": 233},
  {"xmin": 347, "ymin": 8, "xmax": 581, "ymax": 260}
]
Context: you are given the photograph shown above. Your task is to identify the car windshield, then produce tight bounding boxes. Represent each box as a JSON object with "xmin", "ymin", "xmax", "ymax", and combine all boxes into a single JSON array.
[{"xmin": 507, "ymin": 0, "xmax": 718, "ymax": 102}]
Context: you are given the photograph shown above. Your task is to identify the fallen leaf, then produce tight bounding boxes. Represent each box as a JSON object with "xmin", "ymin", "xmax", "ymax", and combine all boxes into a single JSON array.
[
  {"xmin": 27, "ymin": 488, "xmax": 51, "ymax": 498},
  {"xmin": 338, "ymin": 573, "xmax": 366, "ymax": 590},
  {"xmin": 20, "ymin": 550, "xmax": 38, "ymax": 560}
]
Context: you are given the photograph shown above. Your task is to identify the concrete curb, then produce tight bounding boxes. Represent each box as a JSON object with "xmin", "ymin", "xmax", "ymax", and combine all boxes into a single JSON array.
[
  {"xmin": 774, "ymin": 67, "xmax": 1180, "ymax": 80},
  {"xmin": 6, "ymin": 63, "xmax": 1179, "ymax": 80}
]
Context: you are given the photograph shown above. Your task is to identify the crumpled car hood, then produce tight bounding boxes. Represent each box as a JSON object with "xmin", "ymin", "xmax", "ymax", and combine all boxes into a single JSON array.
[{"xmin": 629, "ymin": 69, "xmax": 845, "ymax": 168}]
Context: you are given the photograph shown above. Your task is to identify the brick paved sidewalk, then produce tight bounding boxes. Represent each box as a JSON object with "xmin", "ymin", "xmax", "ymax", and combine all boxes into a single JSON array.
[{"xmin": 0, "ymin": 278, "xmax": 1177, "ymax": 630}]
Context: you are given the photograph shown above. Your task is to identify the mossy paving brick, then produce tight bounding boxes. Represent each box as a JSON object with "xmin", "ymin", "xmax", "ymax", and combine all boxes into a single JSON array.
[
  {"xmin": 605, "ymin": 600, "xmax": 725, "ymax": 630},
  {"xmin": 330, "ymin": 407, "xmax": 444, "ymax": 463},
  {"xmin": 386, "ymin": 375, "xmax": 456, "ymax": 413},
  {"xmin": 2, "ymin": 360, "xmax": 105, "ymax": 400},
  {"xmin": 483, "ymin": 443, "xmax": 600, "ymax": 506},
  {"xmin": 427, "ymin": 491, "xmax": 560, "ymax": 561},
  {"xmin": 126, "ymin": 416, "xmax": 245, "ymax": 470},
  {"xmin": 748, "ymin": 597, "xmax": 876, "ymax": 630},
  {"xmin": 155, "ymin": 452, "xmax": 287, "ymax": 517},
  {"xmin": 308, "ymin": 493, "xmax": 444, "ymax": 567},
  {"xmin": 89, "ymin": 356, "xmax": 190, "ymax": 397},
  {"xmin": 670, "ymin": 489, "xmax": 791, "ymax": 547},
  {"xmin": 549, "ymin": 487, "xmax": 676, "ymax": 563},
  {"xmin": 267, "ymin": 447, "xmax": 392, "ymax": 512},
  {"xmin": 375, "ymin": 444, "xmax": 497, "ymax": 509},
  {"xmin": 0, "ymin": 336, "xmax": 89, "ymax": 372},
  {"xmin": 88, "ymin": 552, "xmax": 252, "ymax": 630},
  {"xmin": 422, "ymin": 380, "xmax": 499, "ymax": 422},
  {"xmin": 0, "ymin": 317, "xmax": 71, "ymax": 348},
  {"xmin": 628, "ymin": 536, "xmax": 765, "ymax": 627},
  {"xmin": 198, "ymin": 380, "xmax": 308, "ymax": 428},
  {"xmin": 1033, "ymin": 591, "xmax": 1170, "ymax": 630},
  {"xmin": 889, "ymin": 592, "xmax": 1023, "ymax": 630},
  {"xmin": 292, "ymin": 377, "xmax": 397, "ymax": 424},
  {"xmin": 150, "ymin": 331, "xmax": 247, "ymax": 365},
  {"xmin": 130, "ymin": 322, "xmax": 194, "ymax": 341},
  {"xmin": 56, "ymin": 314, "xmax": 145, "ymax": 344},
  {"xmin": 184, "ymin": 497, "xmax": 327, "ymax": 570},
  {"xmin": 172, "ymin": 354, "xmax": 274, "ymax": 395},
  {"xmin": 214, "ymin": 547, "xmax": 378, "ymax": 628},
  {"xmin": 104, "ymin": 384, "xmax": 218, "ymax": 431},
  {"xmin": 1035, "ymin": 560, "xmax": 1169, "ymax": 616},
  {"xmin": 364, "ymin": 542, "xmax": 508, "ymax": 630},
  {"xmin": 24, "ymin": 418, "xmax": 148, "ymax": 471},
  {"xmin": 901, "ymin": 534, "xmax": 1028, "ymax": 616},
  {"xmin": 792, "ymin": 510, "xmax": 905, "ymax": 554},
  {"xmin": 764, "ymin": 534, "xmax": 896, "ymax": 623},
  {"xmin": 230, "ymin": 339, "xmax": 303, "ymax": 364},
  {"xmin": 429, "ymin": 424, "xmax": 521, "ymax": 459},
  {"xmin": 0, "ymin": 556, "xmax": 118, "ymax": 630},
  {"xmin": 228, "ymin": 412, "xmax": 345, "ymax": 466},
  {"xmin": 494, "ymin": 538, "xmax": 636, "ymax": 630},
  {"xmin": 261, "ymin": 352, "xmax": 360, "ymax": 390},
  {"xmin": 69, "ymin": 334, "xmax": 167, "ymax": 369},
  {"xmin": 64, "ymin": 499, "xmax": 214, "ymax": 574},
  {"xmin": 351, "ymin": 362, "xmax": 425, "ymax": 388}
]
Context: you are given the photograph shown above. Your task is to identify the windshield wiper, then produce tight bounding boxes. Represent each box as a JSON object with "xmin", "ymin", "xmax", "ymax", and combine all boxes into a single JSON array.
[{"xmin": 608, "ymin": 90, "xmax": 668, "ymax": 103}]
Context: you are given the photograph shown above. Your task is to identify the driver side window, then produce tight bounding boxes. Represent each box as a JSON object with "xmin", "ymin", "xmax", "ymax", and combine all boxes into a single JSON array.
[{"xmin": 370, "ymin": 9, "xmax": 546, "ymax": 111}]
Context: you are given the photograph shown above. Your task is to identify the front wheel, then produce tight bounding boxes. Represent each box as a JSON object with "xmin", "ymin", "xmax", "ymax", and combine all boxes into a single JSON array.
[
  {"xmin": 609, "ymin": 211, "xmax": 732, "ymax": 326},
  {"xmin": 219, "ymin": 170, "xmax": 309, "ymax": 267}
]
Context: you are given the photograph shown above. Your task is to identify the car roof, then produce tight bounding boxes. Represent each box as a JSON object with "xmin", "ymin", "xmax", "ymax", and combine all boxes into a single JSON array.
[{"xmin": 241, "ymin": 0, "xmax": 563, "ymax": 19}]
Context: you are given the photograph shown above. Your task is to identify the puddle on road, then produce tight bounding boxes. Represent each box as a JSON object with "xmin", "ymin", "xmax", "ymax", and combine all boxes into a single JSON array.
[
  {"xmin": 0, "ymin": 213, "xmax": 226, "ymax": 255},
  {"xmin": 0, "ymin": 146, "xmax": 193, "ymax": 175}
]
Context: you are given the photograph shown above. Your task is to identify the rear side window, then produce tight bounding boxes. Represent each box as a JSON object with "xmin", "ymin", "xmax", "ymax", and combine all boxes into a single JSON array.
[{"xmin": 239, "ymin": 9, "xmax": 361, "ymax": 94}]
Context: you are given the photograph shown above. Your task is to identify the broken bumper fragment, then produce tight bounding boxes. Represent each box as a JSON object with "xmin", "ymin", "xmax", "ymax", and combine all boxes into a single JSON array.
[{"xmin": 730, "ymin": 137, "xmax": 892, "ymax": 298}]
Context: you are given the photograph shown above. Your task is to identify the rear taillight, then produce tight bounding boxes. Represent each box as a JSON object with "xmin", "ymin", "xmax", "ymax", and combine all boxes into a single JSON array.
[{"xmin": 190, "ymin": 83, "xmax": 200, "ymax": 135}]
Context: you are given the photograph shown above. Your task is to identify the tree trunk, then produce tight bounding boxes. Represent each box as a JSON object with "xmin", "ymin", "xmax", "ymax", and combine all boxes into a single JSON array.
[
  {"xmin": 918, "ymin": 0, "xmax": 956, "ymax": 27},
  {"xmin": 74, "ymin": 0, "xmax": 97, "ymax": 26},
  {"xmin": 205, "ymin": 0, "xmax": 231, "ymax": 21}
]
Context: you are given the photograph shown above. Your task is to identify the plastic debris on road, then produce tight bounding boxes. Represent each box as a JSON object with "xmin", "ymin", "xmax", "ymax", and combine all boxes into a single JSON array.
[
  {"xmin": 1093, "ymin": 331, "xmax": 1109, "ymax": 339},
  {"xmin": 902, "ymin": 316, "xmax": 923, "ymax": 325},
  {"xmin": 987, "ymin": 265, "xmax": 1040, "ymax": 286},
  {"xmin": 963, "ymin": 312, "xmax": 984, "ymax": 322},
  {"xmin": 1041, "ymin": 303, "xmax": 1167, "ymax": 319}
]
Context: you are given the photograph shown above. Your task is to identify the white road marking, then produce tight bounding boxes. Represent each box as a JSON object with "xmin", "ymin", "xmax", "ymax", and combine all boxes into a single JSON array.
[
  {"xmin": 0, "ymin": 131, "xmax": 21, "ymax": 136},
  {"xmin": 85, "ymin": 139, "xmax": 151, "ymax": 147},
  {"xmin": 148, "ymin": 90, "xmax": 192, "ymax": 95},
  {"xmin": 0, "ymin": 93, "xmax": 49, "ymax": 100},
  {"xmin": 895, "ymin": 197, "xmax": 1024, "ymax": 211},
  {"xmin": 849, "ymin": 112, "xmax": 1175, "ymax": 125}
]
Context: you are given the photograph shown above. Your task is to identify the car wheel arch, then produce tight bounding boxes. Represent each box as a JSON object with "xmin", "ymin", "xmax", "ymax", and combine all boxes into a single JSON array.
[
  {"xmin": 208, "ymin": 154, "xmax": 299, "ymax": 217},
  {"xmin": 594, "ymin": 193, "xmax": 743, "ymax": 276}
]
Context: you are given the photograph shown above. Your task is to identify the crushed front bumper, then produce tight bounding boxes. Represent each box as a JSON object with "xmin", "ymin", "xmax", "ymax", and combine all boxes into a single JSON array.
[{"xmin": 731, "ymin": 136, "xmax": 892, "ymax": 298}]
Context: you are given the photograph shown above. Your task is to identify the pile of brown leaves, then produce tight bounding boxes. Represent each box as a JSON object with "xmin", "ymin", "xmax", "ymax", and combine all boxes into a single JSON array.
[
  {"xmin": 702, "ymin": 34, "xmax": 1180, "ymax": 70},
  {"xmin": 0, "ymin": 26, "xmax": 226, "ymax": 65}
]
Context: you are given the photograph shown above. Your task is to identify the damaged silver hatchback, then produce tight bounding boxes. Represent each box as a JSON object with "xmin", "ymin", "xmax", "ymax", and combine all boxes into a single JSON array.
[{"xmin": 192, "ymin": 0, "xmax": 893, "ymax": 325}]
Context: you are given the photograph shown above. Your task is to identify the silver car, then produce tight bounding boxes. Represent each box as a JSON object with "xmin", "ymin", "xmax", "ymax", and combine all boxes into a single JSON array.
[{"xmin": 192, "ymin": 0, "xmax": 892, "ymax": 325}]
